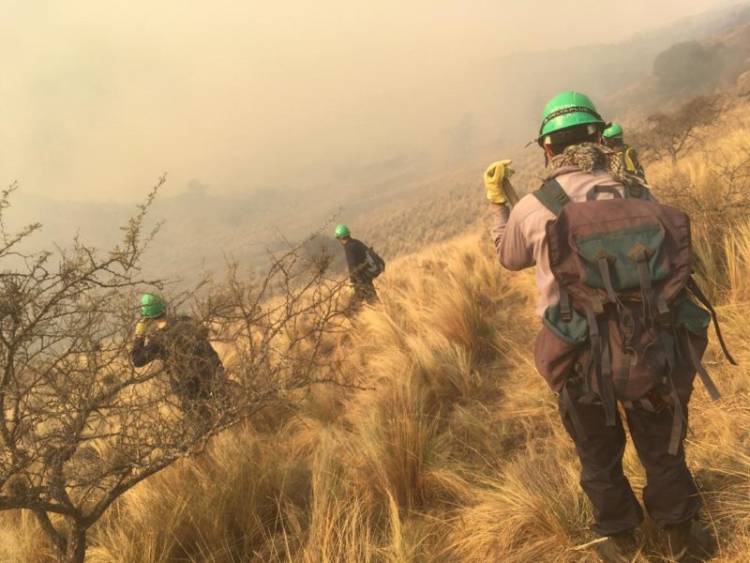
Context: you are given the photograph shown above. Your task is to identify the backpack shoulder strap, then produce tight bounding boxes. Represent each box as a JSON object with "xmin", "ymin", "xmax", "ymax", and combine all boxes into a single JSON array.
[
  {"xmin": 624, "ymin": 182, "xmax": 651, "ymax": 201},
  {"xmin": 533, "ymin": 178, "xmax": 570, "ymax": 217},
  {"xmin": 687, "ymin": 277, "xmax": 737, "ymax": 365}
]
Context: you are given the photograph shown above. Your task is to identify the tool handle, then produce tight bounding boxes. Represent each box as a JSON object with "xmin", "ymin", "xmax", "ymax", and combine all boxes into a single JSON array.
[{"xmin": 502, "ymin": 177, "xmax": 520, "ymax": 208}]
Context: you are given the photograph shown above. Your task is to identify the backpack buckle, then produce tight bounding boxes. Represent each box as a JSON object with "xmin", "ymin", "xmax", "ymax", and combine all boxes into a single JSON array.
[
  {"xmin": 596, "ymin": 253, "xmax": 618, "ymax": 304},
  {"xmin": 559, "ymin": 289, "xmax": 573, "ymax": 322},
  {"xmin": 627, "ymin": 243, "xmax": 650, "ymax": 264},
  {"xmin": 657, "ymin": 297, "xmax": 672, "ymax": 327},
  {"xmin": 589, "ymin": 296, "xmax": 605, "ymax": 315}
]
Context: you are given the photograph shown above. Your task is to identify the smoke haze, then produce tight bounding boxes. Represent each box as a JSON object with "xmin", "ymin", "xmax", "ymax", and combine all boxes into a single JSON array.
[{"xmin": 0, "ymin": 1, "xmax": 734, "ymax": 202}]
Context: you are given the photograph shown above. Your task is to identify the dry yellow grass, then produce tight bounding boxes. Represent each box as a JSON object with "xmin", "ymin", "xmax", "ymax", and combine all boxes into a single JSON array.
[
  {"xmin": 7, "ymin": 226, "xmax": 748, "ymax": 562},
  {"xmin": 4, "ymin": 104, "xmax": 750, "ymax": 563},
  {"xmin": 644, "ymin": 96, "xmax": 750, "ymax": 303}
]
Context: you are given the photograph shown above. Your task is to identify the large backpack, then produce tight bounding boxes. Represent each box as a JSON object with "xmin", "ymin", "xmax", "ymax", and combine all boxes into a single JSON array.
[
  {"xmin": 364, "ymin": 246, "xmax": 386, "ymax": 279},
  {"xmin": 163, "ymin": 316, "xmax": 223, "ymax": 399},
  {"xmin": 533, "ymin": 178, "xmax": 735, "ymax": 454}
]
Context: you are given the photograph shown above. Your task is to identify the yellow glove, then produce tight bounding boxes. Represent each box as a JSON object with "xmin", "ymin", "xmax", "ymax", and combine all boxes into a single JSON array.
[
  {"xmin": 483, "ymin": 159, "xmax": 514, "ymax": 205},
  {"xmin": 134, "ymin": 319, "xmax": 147, "ymax": 339}
]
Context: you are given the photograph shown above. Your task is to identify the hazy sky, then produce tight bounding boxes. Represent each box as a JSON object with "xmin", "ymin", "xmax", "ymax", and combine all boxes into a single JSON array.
[{"xmin": 0, "ymin": 0, "xmax": 733, "ymax": 201}]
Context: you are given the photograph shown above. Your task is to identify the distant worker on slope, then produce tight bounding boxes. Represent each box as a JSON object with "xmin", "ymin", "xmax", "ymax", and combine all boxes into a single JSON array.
[
  {"xmin": 602, "ymin": 122, "xmax": 646, "ymax": 180},
  {"xmin": 483, "ymin": 92, "xmax": 733, "ymax": 562},
  {"xmin": 132, "ymin": 293, "xmax": 225, "ymax": 422},
  {"xmin": 334, "ymin": 224, "xmax": 384, "ymax": 309}
]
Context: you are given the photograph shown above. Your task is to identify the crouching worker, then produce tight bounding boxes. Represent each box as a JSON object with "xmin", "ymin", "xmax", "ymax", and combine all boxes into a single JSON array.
[
  {"xmin": 484, "ymin": 91, "xmax": 733, "ymax": 562},
  {"xmin": 334, "ymin": 224, "xmax": 384, "ymax": 309},
  {"xmin": 132, "ymin": 293, "xmax": 225, "ymax": 424}
]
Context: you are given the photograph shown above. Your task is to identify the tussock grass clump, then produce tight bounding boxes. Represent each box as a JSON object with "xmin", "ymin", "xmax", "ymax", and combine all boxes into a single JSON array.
[
  {"xmin": 646, "ymin": 99, "xmax": 750, "ymax": 304},
  {"xmin": 440, "ymin": 453, "xmax": 590, "ymax": 563},
  {"xmin": 88, "ymin": 426, "xmax": 313, "ymax": 562}
]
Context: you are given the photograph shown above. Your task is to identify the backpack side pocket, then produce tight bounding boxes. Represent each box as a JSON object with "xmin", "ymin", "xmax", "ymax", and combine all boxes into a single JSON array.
[{"xmin": 534, "ymin": 304, "xmax": 589, "ymax": 392}]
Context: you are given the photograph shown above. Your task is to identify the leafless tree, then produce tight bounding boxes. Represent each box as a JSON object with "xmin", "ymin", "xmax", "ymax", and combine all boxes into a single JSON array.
[
  {"xmin": 632, "ymin": 95, "xmax": 722, "ymax": 166},
  {"xmin": 0, "ymin": 181, "xmax": 353, "ymax": 562}
]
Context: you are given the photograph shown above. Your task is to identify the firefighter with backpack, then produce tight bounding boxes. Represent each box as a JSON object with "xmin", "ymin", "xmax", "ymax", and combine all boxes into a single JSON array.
[
  {"xmin": 603, "ymin": 122, "xmax": 647, "ymax": 180},
  {"xmin": 132, "ymin": 293, "xmax": 226, "ymax": 423},
  {"xmin": 334, "ymin": 224, "xmax": 384, "ymax": 308},
  {"xmin": 483, "ymin": 92, "xmax": 733, "ymax": 562}
]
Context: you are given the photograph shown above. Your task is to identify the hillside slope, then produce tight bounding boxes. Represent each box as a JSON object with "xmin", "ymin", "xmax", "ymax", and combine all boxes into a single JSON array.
[
  {"xmin": 5, "ymin": 36, "xmax": 750, "ymax": 563},
  {"xmin": 4, "ymin": 221, "xmax": 748, "ymax": 561},
  {"xmin": 70, "ymin": 236, "xmax": 750, "ymax": 561}
]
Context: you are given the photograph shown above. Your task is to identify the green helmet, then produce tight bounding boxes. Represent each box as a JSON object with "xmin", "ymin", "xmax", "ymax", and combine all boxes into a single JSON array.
[
  {"xmin": 603, "ymin": 122, "xmax": 624, "ymax": 139},
  {"xmin": 538, "ymin": 91, "xmax": 605, "ymax": 142},
  {"xmin": 140, "ymin": 293, "xmax": 166, "ymax": 318},
  {"xmin": 334, "ymin": 224, "xmax": 350, "ymax": 239}
]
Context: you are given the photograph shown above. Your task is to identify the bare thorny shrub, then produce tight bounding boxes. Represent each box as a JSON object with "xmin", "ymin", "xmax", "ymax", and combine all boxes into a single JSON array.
[
  {"xmin": 205, "ymin": 238, "xmax": 354, "ymax": 423},
  {"xmin": 631, "ymin": 95, "xmax": 722, "ymax": 167},
  {"xmin": 0, "ymin": 180, "xmax": 353, "ymax": 562}
]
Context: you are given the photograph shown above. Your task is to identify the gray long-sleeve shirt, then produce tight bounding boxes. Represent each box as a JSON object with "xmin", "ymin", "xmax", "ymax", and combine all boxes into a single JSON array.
[{"xmin": 488, "ymin": 166, "xmax": 628, "ymax": 317}]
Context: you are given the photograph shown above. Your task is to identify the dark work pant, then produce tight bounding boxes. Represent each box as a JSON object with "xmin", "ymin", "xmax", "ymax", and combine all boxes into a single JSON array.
[
  {"xmin": 558, "ymin": 396, "xmax": 701, "ymax": 536},
  {"xmin": 352, "ymin": 281, "xmax": 378, "ymax": 307}
]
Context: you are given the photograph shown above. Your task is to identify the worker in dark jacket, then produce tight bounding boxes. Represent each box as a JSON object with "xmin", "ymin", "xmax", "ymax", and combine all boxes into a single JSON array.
[
  {"xmin": 335, "ymin": 224, "xmax": 380, "ymax": 308},
  {"xmin": 132, "ymin": 293, "xmax": 224, "ymax": 419}
]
